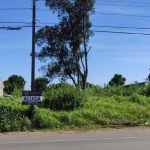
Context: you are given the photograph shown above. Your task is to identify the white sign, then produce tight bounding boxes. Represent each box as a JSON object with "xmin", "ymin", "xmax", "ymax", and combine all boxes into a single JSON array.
[
  {"xmin": 22, "ymin": 91, "xmax": 42, "ymax": 105},
  {"xmin": 22, "ymin": 96, "xmax": 42, "ymax": 102}
]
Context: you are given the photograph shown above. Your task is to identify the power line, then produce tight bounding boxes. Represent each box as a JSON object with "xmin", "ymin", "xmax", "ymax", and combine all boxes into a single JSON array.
[
  {"xmin": 92, "ymin": 30, "xmax": 150, "ymax": 36},
  {"xmin": 92, "ymin": 25, "xmax": 150, "ymax": 30},
  {"xmin": 0, "ymin": 25, "xmax": 41, "ymax": 29},
  {"xmin": 1, "ymin": 7, "xmax": 150, "ymax": 19},
  {"xmin": 0, "ymin": 3, "xmax": 149, "ymax": 18},
  {"xmin": 0, "ymin": 22, "xmax": 31, "ymax": 24},
  {"xmin": 38, "ymin": 0, "xmax": 150, "ymax": 6},
  {"xmin": 94, "ymin": 8, "xmax": 150, "ymax": 23},
  {"xmin": 2, "ymin": 20, "xmax": 150, "ymax": 31},
  {"xmin": 2, "ymin": 17, "xmax": 150, "ymax": 30},
  {"xmin": 97, "ymin": 0, "xmax": 150, "ymax": 5},
  {"xmin": 0, "ymin": 8, "xmax": 31, "ymax": 10},
  {"xmin": 1, "ymin": 25, "xmax": 150, "ymax": 36},
  {"xmin": 95, "ymin": 11, "xmax": 150, "ymax": 18},
  {"xmin": 36, "ymin": 21, "xmax": 150, "ymax": 30},
  {"xmin": 95, "ymin": 3, "xmax": 150, "ymax": 8},
  {"xmin": 38, "ymin": 0, "xmax": 150, "ymax": 8},
  {"xmin": 0, "ymin": 1, "xmax": 149, "ymax": 12}
]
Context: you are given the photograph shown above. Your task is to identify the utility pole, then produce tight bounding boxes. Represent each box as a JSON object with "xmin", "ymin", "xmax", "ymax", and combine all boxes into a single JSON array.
[{"xmin": 30, "ymin": 0, "xmax": 36, "ymax": 120}]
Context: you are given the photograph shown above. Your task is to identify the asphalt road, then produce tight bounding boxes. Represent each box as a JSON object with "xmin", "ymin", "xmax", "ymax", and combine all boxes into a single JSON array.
[{"xmin": 1, "ymin": 127, "xmax": 150, "ymax": 150}]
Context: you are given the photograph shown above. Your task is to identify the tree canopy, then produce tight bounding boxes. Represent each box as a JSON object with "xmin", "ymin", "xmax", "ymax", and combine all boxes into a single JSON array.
[
  {"xmin": 36, "ymin": 0, "xmax": 95, "ymax": 90},
  {"xmin": 3, "ymin": 75, "xmax": 26, "ymax": 94},
  {"xmin": 35, "ymin": 77, "xmax": 49, "ymax": 91},
  {"xmin": 109, "ymin": 74, "xmax": 126, "ymax": 86}
]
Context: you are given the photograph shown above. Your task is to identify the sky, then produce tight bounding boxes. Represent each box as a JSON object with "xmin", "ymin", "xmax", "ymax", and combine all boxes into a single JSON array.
[{"xmin": 1, "ymin": 0, "xmax": 150, "ymax": 90}]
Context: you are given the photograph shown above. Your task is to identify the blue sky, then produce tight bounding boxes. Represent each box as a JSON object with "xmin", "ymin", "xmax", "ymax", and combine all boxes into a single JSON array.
[{"xmin": 1, "ymin": 0, "xmax": 150, "ymax": 90}]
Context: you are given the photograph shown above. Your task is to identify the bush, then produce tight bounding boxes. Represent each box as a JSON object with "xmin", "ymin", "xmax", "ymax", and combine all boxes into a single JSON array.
[
  {"xmin": 12, "ymin": 86, "xmax": 22, "ymax": 98},
  {"xmin": 140, "ymin": 83, "xmax": 150, "ymax": 96},
  {"xmin": 129, "ymin": 93, "xmax": 148, "ymax": 105},
  {"xmin": 83, "ymin": 85, "xmax": 105, "ymax": 97},
  {"xmin": 43, "ymin": 83, "xmax": 86, "ymax": 111},
  {"xmin": 104, "ymin": 86, "xmax": 124, "ymax": 96},
  {"xmin": 0, "ymin": 98, "xmax": 31, "ymax": 132},
  {"xmin": 122, "ymin": 85, "xmax": 141, "ymax": 96}
]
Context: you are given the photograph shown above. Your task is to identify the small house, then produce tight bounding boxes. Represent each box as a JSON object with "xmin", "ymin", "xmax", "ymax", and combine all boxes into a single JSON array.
[{"xmin": 0, "ymin": 78, "xmax": 4, "ymax": 97}]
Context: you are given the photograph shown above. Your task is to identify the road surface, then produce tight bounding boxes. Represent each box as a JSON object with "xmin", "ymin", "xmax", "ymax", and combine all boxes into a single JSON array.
[{"xmin": 0, "ymin": 127, "xmax": 150, "ymax": 150}]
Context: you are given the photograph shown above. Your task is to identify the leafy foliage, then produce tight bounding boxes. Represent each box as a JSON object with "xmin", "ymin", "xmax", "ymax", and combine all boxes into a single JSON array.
[
  {"xmin": 1, "ymin": 83, "xmax": 150, "ymax": 132},
  {"xmin": 36, "ymin": 0, "xmax": 95, "ymax": 90},
  {"xmin": 140, "ymin": 83, "xmax": 150, "ymax": 96},
  {"xmin": 3, "ymin": 75, "xmax": 26, "ymax": 95},
  {"xmin": 0, "ymin": 97, "xmax": 31, "ymax": 132},
  {"xmin": 35, "ymin": 77, "xmax": 49, "ymax": 91},
  {"xmin": 43, "ymin": 83, "xmax": 86, "ymax": 111},
  {"xmin": 34, "ymin": 108, "xmax": 60, "ymax": 129},
  {"xmin": 109, "ymin": 74, "xmax": 126, "ymax": 86}
]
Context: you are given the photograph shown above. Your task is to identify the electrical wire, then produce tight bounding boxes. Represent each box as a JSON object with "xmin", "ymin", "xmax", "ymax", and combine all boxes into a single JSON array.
[
  {"xmin": 95, "ymin": 11, "xmax": 150, "ymax": 18},
  {"xmin": 2, "ymin": 20, "xmax": 150, "ymax": 31},
  {"xmin": 38, "ymin": 0, "xmax": 150, "ymax": 8},
  {"xmin": 0, "ymin": 22, "xmax": 31, "ymax": 24},
  {"xmin": 1, "ymin": 1, "xmax": 150, "ymax": 36},
  {"xmin": 92, "ymin": 25, "xmax": 150, "ymax": 30},
  {"xmin": 94, "ymin": 8, "xmax": 150, "ymax": 23},
  {"xmin": 92, "ymin": 30, "xmax": 150, "ymax": 36},
  {"xmin": 38, "ymin": 0, "xmax": 150, "ymax": 5},
  {"xmin": 1, "ymin": 24, "xmax": 150, "ymax": 36},
  {"xmin": 97, "ymin": 0, "xmax": 150, "ymax": 4},
  {"xmin": 95, "ymin": 3, "xmax": 150, "ymax": 8},
  {"xmin": 0, "ymin": 8, "xmax": 31, "ymax": 10}
]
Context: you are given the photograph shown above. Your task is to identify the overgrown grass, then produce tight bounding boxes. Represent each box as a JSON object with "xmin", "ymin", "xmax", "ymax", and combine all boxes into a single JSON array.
[{"xmin": 1, "ymin": 83, "xmax": 150, "ymax": 132}]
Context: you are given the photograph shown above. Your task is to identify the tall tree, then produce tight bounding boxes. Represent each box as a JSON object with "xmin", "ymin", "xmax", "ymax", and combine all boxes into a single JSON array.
[
  {"xmin": 36, "ymin": 0, "xmax": 95, "ymax": 90},
  {"xmin": 3, "ymin": 75, "xmax": 26, "ymax": 94},
  {"xmin": 109, "ymin": 74, "xmax": 126, "ymax": 86}
]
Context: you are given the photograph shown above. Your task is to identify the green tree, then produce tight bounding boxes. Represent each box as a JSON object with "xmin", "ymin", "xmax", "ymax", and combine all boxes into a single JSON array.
[
  {"xmin": 109, "ymin": 74, "xmax": 126, "ymax": 86},
  {"xmin": 35, "ymin": 77, "xmax": 49, "ymax": 91},
  {"xmin": 3, "ymin": 75, "xmax": 26, "ymax": 94},
  {"xmin": 36, "ymin": 0, "xmax": 95, "ymax": 90}
]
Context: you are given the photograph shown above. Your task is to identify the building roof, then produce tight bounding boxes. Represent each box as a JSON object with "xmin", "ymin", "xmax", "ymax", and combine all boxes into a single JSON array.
[
  {"xmin": 0, "ymin": 78, "xmax": 4, "ymax": 88},
  {"xmin": 122, "ymin": 81, "xmax": 147, "ymax": 87}
]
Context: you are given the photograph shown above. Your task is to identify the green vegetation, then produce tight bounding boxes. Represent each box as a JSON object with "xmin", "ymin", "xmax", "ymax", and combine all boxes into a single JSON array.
[
  {"xmin": 3, "ymin": 75, "xmax": 26, "ymax": 95},
  {"xmin": 42, "ymin": 83, "xmax": 86, "ymax": 111},
  {"xmin": 108, "ymin": 74, "xmax": 126, "ymax": 86},
  {"xmin": 1, "ymin": 83, "xmax": 150, "ymax": 132},
  {"xmin": 35, "ymin": 77, "xmax": 49, "ymax": 91},
  {"xmin": 0, "ymin": 97, "xmax": 31, "ymax": 132}
]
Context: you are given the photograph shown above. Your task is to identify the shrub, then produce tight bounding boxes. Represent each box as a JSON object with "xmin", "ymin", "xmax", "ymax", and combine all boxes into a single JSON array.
[
  {"xmin": 129, "ymin": 93, "xmax": 148, "ymax": 105},
  {"xmin": 12, "ymin": 86, "xmax": 22, "ymax": 98},
  {"xmin": 122, "ymin": 85, "xmax": 141, "ymax": 96},
  {"xmin": 43, "ymin": 83, "xmax": 86, "ymax": 111},
  {"xmin": 83, "ymin": 85, "xmax": 105, "ymax": 97},
  {"xmin": 104, "ymin": 86, "xmax": 124, "ymax": 96},
  {"xmin": 140, "ymin": 83, "xmax": 150, "ymax": 96},
  {"xmin": 0, "ymin": 106, "xmax": 31, "ymax": 132}
]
